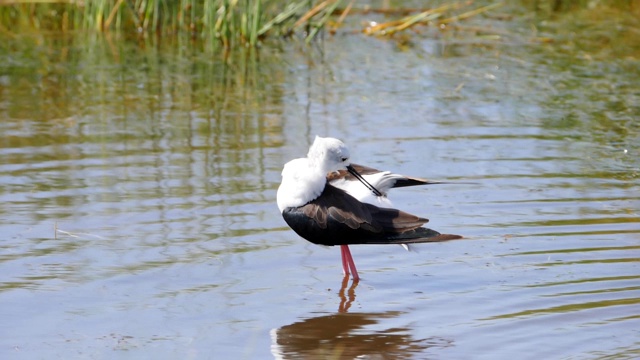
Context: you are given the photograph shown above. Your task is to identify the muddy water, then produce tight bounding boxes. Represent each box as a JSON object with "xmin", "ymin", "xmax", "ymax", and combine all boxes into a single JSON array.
[{"xmin": 1, "ymin": 4, "xmax": 639, "ymax": 359}]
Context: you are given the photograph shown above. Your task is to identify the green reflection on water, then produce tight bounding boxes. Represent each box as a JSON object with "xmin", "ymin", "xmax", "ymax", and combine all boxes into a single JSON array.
[
  {"xmin": 483, "ymin": 297, "xmax": 640, "ymax": 320},
  {"xmin": 522, "ymin": 1, "xmax": 640, "ymax": 172},
  {"xmin": 0, "ymin": 32, "xmax": 289, "ymax": 217},
  {"xmin": 511, "ymin": 245, "xmax": 640, "ymax": 256},
  {"xmin": 524, "ymin": 274, "xmax": 640, "ymax": 287},
  {"xmin": 0, "ymin": 32, "xmax": 287, "ymax": 139}
]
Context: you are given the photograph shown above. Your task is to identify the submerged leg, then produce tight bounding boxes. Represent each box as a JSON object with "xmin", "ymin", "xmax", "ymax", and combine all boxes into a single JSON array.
[{"xmin": 342, "ymin": 245, "xmax": 360, "ymax": 281}]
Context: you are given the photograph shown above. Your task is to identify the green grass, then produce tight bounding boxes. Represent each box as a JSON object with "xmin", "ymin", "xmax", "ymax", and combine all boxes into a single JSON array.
[
  {"xmin": 0, "ymin": 0, "xmax": 344, "ymax": 46},
  {"xmin": 14, "ymin": 0, "xmax": 636, "ymax": 52},
  {"xmin": 1, "ymin": 0, "xmax": 637, "ymax": 50}
]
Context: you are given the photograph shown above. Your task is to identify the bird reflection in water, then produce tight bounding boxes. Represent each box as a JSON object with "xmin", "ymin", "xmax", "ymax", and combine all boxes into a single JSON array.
[
  {"xmin": 271, "ymin": 279, "xmax": 453, "ymax": 359},
  {"xmin": 338, "ymin": 275, "xmax": 358, "ymax": 313}
]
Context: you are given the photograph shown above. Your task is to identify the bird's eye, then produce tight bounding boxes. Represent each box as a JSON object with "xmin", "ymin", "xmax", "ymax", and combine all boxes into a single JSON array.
[{"xmin": 341, "ymin": 157, "xmax": 348, "ymax": 162}]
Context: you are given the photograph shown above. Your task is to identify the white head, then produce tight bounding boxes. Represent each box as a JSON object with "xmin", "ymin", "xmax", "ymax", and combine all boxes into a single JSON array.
[
  {"xmin": 277, "ymin": 136, "xmax": 382, "ymax": 211},
  {"xmin": 307, "ymin": 136, "xmax": 352, "ymax": 174},
  {"xmin": 277, "ymin": 136, "xmax": 351, "ymax": 211}
]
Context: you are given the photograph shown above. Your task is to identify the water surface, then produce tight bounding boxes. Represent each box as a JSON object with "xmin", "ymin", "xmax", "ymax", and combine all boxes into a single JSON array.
[{"xmin": 1, "ymin": 3, "xmax": 639, "ymax": 359}]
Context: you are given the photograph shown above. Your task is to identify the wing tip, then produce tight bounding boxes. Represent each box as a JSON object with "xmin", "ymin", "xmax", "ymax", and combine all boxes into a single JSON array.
[{"xmin": 428, "ymin": 233, "xmax": 463, "ymax": 241}]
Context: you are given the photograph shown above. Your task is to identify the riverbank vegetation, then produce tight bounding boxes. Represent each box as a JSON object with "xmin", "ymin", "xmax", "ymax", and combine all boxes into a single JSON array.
[
  {"xmin": 1, "ymin": 0, "xmax": 637, "ymax": 52},
  {"xmin": 1, "ymin": 1, "xmax": 500, "ymax": 47}
]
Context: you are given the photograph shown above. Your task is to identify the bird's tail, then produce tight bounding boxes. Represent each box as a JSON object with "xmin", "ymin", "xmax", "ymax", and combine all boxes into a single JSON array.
[{"xmin": 362, "ymin": 227, "xmax": 463, "ymax": 245}]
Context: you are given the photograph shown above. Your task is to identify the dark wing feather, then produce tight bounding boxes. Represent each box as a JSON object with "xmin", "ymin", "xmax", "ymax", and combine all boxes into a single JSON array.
[
  {"xmin": 285, "ymin": 184, "xmax": 462, "ymax": 246},
  {"xmin": 365, "ymin": 228, "xmax": 463, "ymax": 244},
  {"xmin": 316, "ymin": 185, "xmax": 430, "ymax": 234},
  {"xmin": 300, "ymin": 185, "xmax": 378, "ymax": 232},
  {"xmin": 366, "ymin": 204, "xmax": 429, "ymax": 233},
  {"xmin": 309, "ymin": 202, "xmax": 327, "ymax": 229},
  {"xmin": 282, "ymin": 183, "xmax": 463, "ymax": 246}
]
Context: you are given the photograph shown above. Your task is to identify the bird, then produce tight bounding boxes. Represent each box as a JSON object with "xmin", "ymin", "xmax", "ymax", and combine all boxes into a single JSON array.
[{"xmin": 276, "ymin": 136, "xmax": 461, "ymax": 281}]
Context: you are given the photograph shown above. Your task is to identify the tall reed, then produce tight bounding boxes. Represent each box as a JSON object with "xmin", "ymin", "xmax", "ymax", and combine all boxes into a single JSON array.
[
  {"xmin": 0, "ymin": 1, "xmax": 546, "ymax": 50},
  {"xmin": 0, "ymin": 0, "xmax": 345, "ymax": 47}
]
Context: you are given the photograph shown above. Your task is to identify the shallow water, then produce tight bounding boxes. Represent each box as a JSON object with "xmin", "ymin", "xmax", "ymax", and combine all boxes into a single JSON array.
[{"xmin": 1, "ymin": 3, "xmax": 639, "ymax": 359}]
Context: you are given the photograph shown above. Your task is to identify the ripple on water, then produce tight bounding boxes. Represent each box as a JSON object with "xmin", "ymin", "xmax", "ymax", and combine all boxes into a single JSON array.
[{"xmin": 1, "ymin": 15, "xmax": 640, "ymax": 358}]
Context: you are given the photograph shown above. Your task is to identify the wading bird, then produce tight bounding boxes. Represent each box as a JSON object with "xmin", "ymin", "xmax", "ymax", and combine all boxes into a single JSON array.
[{"xmin": 277, "ymin": 136, "xmax": 461, "ymax": 281}]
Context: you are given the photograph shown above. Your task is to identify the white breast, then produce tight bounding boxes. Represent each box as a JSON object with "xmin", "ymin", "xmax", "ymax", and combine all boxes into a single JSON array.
[{"xmin": 276, "ymin": 158, "xmax": 326, "ymax": 212}]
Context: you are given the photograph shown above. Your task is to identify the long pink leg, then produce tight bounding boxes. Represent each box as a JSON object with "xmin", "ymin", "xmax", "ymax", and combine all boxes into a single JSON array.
[
  {"xmin": 341, "ymin": 245, "xmax": 360, "ymax": 281},
  {"xmin": 340, "ymin": 245, "xmax": 350, "ymax": 276}
]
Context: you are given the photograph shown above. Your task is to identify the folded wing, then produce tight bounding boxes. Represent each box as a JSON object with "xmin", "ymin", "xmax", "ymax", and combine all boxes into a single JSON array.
[{"xmin": 283, "ymin": 184, "xmax": 461, "ymax": 246}]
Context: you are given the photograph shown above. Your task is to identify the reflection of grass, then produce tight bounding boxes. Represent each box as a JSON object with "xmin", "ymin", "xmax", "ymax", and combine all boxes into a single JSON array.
[
  {"xmin": 0, "ymin": 0, "xmax": 500, "ymax": 51},
  {"xmin": 482, "ymin": 297, "xmax": 640, "ymax": 320},
  {"xmin": 522, "ymin": 0, "xmax": 640, "ymax": 13}
]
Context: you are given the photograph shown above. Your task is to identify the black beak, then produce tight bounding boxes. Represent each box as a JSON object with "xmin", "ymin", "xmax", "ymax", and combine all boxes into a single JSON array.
[{"xmin": 346, "ymin": 165, "xmax": 383, "ymax": 197}]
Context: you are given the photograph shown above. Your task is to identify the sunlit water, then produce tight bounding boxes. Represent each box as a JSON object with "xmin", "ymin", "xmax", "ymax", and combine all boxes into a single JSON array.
[{"xmin": 1, "ymin": 4, "xmax": 639, "ymax": 359}]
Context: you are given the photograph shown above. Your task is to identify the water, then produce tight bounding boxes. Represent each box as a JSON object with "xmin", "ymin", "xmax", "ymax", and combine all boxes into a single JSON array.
[{"xmin": 1, "ymin": 4, "xmax": 639, "ymax": 359}]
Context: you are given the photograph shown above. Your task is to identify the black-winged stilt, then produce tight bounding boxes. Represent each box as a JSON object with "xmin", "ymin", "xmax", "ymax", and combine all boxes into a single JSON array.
[{"xmin": 276, "ymin": 136, "xmax": 461, "ymax": 280}]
